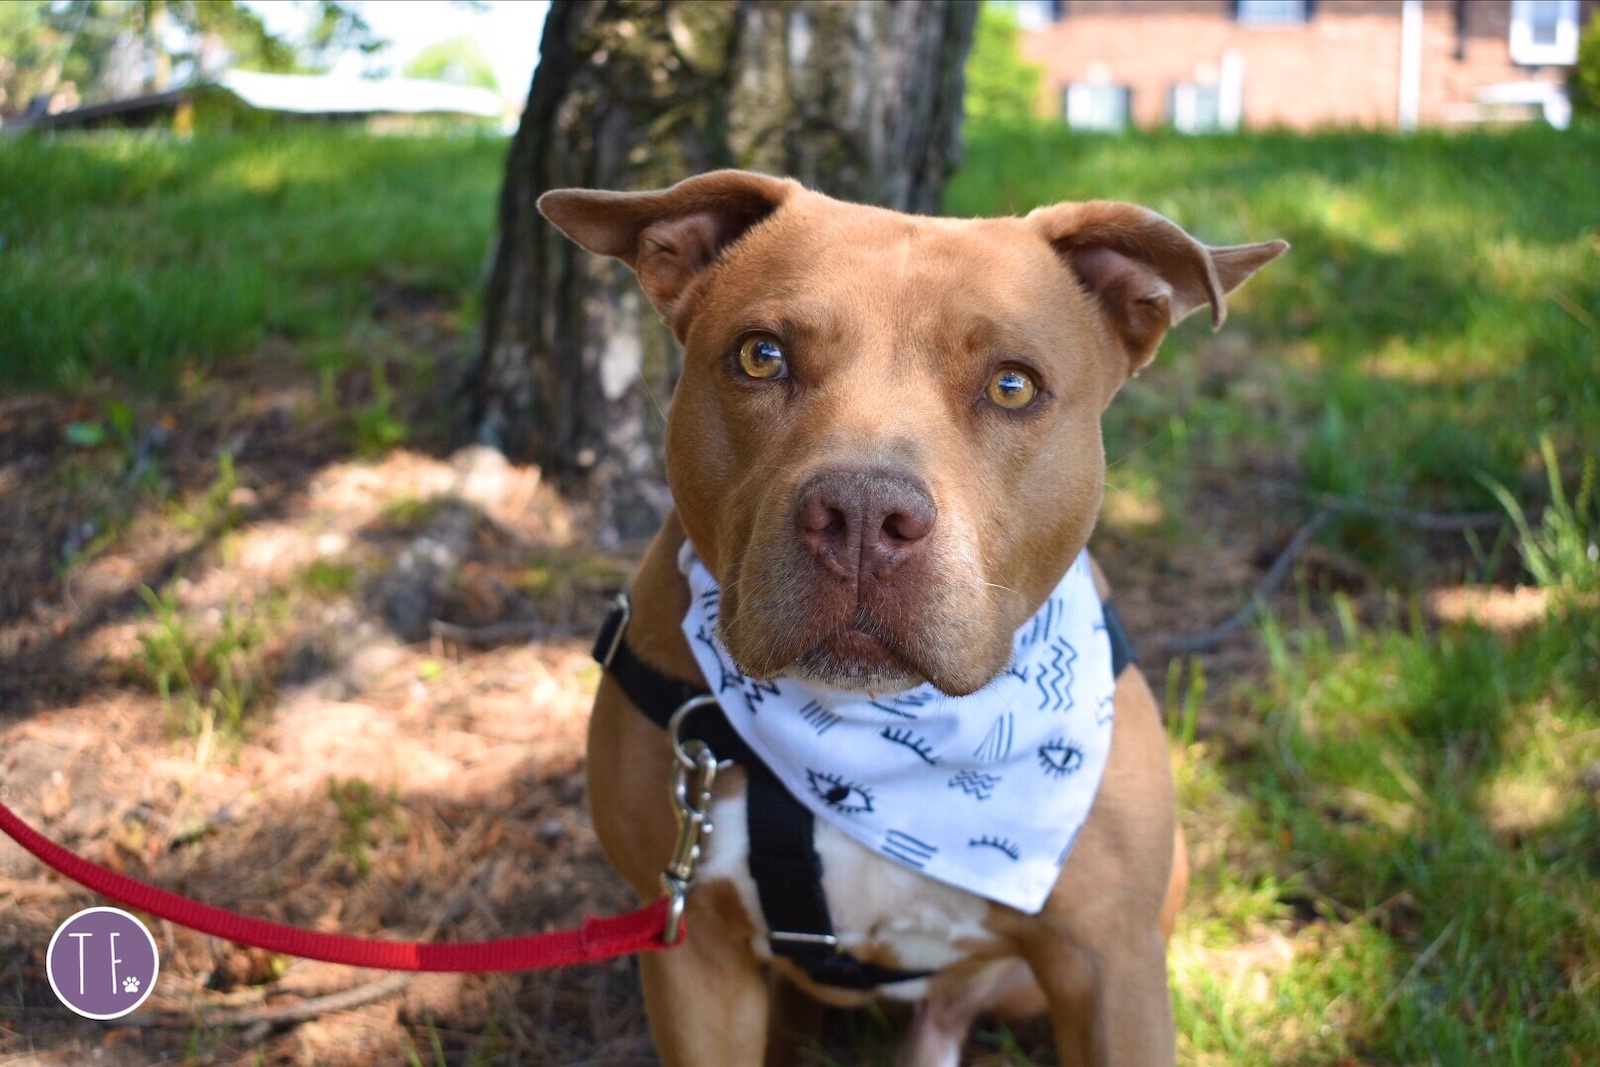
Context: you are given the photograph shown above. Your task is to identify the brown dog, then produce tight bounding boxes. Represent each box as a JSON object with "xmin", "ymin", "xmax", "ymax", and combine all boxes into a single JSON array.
[{"xmin": 540, "ymin": 171, "xmax": 1284, "ymax": 1066}]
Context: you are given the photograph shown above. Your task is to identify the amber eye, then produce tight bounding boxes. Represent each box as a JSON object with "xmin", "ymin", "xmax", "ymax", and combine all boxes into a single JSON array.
[
  {"xmin": 986, "ymin": 368, "xmax": 1038, "ymax": 409},
  {"xmin": 737, "ymin": 335, "xmax": 788, "ymax": 380}
]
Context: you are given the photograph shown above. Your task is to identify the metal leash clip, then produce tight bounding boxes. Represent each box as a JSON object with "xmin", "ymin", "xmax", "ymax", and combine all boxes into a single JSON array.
[{"xmin": 660, "ymin": 695, "xmax": 728, "ymax": 945}]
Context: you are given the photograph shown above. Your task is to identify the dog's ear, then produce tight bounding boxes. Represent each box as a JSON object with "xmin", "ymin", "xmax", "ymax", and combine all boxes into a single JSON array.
[
  {"xmin": 539, "ymin": 170, "xmax": 798, "ymax": 333},
  {"xmin": 1029, "ymin": 201, "xmax": 1287, "ymax": 374}
]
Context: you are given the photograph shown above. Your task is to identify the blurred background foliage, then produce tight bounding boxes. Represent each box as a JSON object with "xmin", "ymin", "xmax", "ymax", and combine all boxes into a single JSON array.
[
  {"xmin": 1571, "ymin": 14, "xmax": 1600, "ymax": 118},
  {"xmin": 0, "ymin": 0, "xmax": 382, "ymax": 116},
  {"xmin": 964, "ymin": 2, "xmax": 1044, "ymax": 126}
]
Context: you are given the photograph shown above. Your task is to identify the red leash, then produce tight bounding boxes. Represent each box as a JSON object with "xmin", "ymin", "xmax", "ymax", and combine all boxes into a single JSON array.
[{"xmin": 0, "ymin": 799, "xmax": 675, "ymax": 972}]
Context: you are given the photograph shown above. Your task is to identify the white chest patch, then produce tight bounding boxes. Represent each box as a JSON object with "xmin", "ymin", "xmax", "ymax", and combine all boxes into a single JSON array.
[
  {"xmin": 697, "ymin": 785, "xmax": 998, "ymax": 998},
  {"xmin": 679, "ymin": 544, "xmax": 1118, "ymax": 914}
]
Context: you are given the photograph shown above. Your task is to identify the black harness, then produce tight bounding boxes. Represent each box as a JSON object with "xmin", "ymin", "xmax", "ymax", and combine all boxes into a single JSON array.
[{"xmin": 592, "ymin": 593, "xmax": 1137, "ymax": 991}]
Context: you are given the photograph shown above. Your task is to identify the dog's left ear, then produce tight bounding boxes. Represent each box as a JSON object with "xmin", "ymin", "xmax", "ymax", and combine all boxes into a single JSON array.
[
  {"xmin": 1029, "ymin": 201, "xmax": 1287, "ymax": 374},
  {"xmin": 539, "ymin": 170, "xmax": 799, "ymax": 335}
]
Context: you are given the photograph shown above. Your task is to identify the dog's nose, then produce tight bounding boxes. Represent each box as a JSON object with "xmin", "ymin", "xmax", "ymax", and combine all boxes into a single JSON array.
[{"xmin": 795, "ymin": 468, "xmax": 935, "ymax": 581}]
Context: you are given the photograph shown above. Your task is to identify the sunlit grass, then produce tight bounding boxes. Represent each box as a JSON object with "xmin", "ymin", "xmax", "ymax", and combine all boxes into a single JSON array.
[
  {"xmin": 0, "ymin": 130, "xmax": 506, "ymax": 389},
  {"xmin": 949, "ymin": 125, "xmax": 1600, "ymax": 517}
]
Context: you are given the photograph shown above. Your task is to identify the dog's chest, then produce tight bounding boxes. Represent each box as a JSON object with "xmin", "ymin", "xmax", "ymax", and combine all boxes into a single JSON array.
[{"xmin": 697, "ymin": 786, "xmax": 1000, "ymax": 996}]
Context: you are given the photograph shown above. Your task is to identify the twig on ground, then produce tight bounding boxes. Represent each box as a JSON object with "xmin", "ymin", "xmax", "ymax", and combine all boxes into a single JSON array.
[
  {"xmin": 126, "ymin": 973, "xmax": 413, "ymax": 1032},
  {"xmin": 1368, "ymin": 917, "xmax": 1460, "ymax": 1028},
  {"xmin": 1314, "ymin": 494, "xmax": 1533, "ymax": 532},
  {"xmin": 1158, "ymin": 509, "xmax": 1332, "ymax": 655},
  {"xmin": 1156, "ymin": 493, "xmax": 1534, "ymax": 654}
]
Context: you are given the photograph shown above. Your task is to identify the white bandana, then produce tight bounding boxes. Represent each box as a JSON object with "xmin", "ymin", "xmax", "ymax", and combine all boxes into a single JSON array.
[{"xmin": 677, "ymin": 543, "xmax": 1117, "ymax": 915}]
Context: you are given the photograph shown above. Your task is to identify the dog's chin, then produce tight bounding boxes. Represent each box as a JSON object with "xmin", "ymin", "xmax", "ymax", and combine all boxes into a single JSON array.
[{"xmin": 788, "ymin": 627, "xmax": 924, "ymax": 693}]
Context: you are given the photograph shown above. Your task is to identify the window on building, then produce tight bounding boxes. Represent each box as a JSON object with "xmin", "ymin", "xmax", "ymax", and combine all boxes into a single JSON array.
[
  {"xmin": 1065, "ymin": 83, "xmax": 1131, "ymax": 132},
  {"xmin": 1172, "ymin": 84, "xmax": 1224, "ymax": 133},
  {"xmin": 1509, "ymin": 0, "xmax": 1580, "ymax": 66},
  {"xmin": 996, "ymin": 0, "xmax": 1061, "ymax": 31},
  {"xmin": 1234, "ymin": 0, "xmax": 1312, "ymax": 25}
]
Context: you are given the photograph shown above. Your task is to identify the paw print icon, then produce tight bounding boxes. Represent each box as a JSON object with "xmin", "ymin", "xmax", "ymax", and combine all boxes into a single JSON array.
[{"xmin": 46, "ymin": 906, "xmax": 159, "ymax": 1020}]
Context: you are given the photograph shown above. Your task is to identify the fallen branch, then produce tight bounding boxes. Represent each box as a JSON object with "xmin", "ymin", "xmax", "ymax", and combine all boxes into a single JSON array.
[
  {"xmin": 1314, "ymin": 494, "xmax": 1533, "ymax": 532},
  {"xmin": 1157, "ymin": 510, "xmax": 1332, "ymax": 655},
  {"xmin": 1155, "ymin": 492, "xmax": 1537, "ymax": 655},
  {"xmin": 126, "ymin": 973, "xmax": 413, "ymax": 1032}
]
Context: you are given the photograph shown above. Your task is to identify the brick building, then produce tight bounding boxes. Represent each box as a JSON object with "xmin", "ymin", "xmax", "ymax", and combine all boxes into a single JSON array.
[{"xmin": 1014, "ymin": 0, "xmax": 1596, "ymax": 130}]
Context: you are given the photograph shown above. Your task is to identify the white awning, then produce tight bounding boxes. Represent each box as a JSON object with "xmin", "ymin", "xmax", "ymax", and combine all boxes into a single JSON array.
[{"xmin": 218, "ymin": 69, "xmax": 504, "ymax": 118}]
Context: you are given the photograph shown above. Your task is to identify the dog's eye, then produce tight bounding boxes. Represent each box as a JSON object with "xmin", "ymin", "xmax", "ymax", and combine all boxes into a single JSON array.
[
  {"xmin": 738, "ymin": 335, "xmax": 788, "ymax": 380},
  {"xmin": 986, "ymin": 368, "xmax": 1038, "ymax": 410}
]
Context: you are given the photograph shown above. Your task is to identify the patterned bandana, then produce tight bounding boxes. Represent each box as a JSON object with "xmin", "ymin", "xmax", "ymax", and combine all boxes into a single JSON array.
[{"xmin": 678, "ymin": 542, "xmax": 1117, "ymax": 915}]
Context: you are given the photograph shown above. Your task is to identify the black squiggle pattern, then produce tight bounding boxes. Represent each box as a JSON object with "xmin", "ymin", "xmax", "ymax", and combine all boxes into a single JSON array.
[
  {"xmin": 1033, "ymin": 637, "xmax": 1078, "ymax": 712},
  {"xmin": 948, "ymin": 769, "xmax": 1001, "ymax": 800}
]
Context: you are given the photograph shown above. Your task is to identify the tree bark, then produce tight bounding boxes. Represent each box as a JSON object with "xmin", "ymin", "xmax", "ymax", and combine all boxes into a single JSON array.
[{"xmin": 470, "ymin": 0, "xmax": 978, "ymax": 546}]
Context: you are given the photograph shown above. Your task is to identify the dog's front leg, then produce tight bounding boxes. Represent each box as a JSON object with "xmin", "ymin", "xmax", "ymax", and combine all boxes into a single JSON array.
[
  {"xmin": 639, "ymin": 908, "xmax": 772, "ymax": 1067},
  {"xmin": 1026, "ymin": 924, "xmax": 1176, "ymax": 1067}
]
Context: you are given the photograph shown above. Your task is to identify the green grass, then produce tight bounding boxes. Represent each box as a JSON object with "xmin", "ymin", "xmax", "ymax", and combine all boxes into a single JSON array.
[
  {"xmin": 4, "ymin": 125, "xmax": 1597, "ymax": 1064},
  {"xmin": 0, "ymin": 129, "xmax": 505, "ymax": 389},
  {"xmin": 952, "ymin": 125, "xmax": 1600, "ymax": 1065},
  {"xmin": 949, "ymin": 125, "xmax": 1600, "ymax": 524}
]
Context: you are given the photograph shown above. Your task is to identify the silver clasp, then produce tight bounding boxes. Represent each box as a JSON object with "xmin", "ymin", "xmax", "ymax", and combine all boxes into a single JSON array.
[{"xmin": 659, "ymin": 696, "xmax": 730, "ymax": 945}]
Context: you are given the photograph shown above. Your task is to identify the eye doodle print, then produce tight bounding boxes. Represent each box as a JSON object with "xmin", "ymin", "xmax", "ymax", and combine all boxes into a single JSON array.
[
  {"xmin": 881, "ymin": 830, "xmax": 938, "ymax": 869},
  {"xmin": 1038, "ymin": 737, "xmax": 1085, "ymax": 779},
  {"xmin": 948, "ymin": 769, "xmax": 1001, "ymax": 800},
  {"xmin": 807, "ymin": 770, "xmax": 875, "ymax": 814},
  {"xmin": 880, "ymin": 726, "xmax": 939, "ymax": 764},
  {"xmin": 1033, "ymin": 637, "xmax": 1078, "ymax": 712},
  {"xmin": 968, "ymin": 835, "xmax": 1021, "ymax": 861},
  {"xmin": 799, "ymin": 700, "xmax": 841, "ymax": 736},
  {"xmin": 972, "ymin": 713, "xmax": 1014, "ymax": 762}
]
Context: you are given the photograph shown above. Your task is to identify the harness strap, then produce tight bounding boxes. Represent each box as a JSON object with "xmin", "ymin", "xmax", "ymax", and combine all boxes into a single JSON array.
[
  {"xmin": 594, "ymin": 599, "xmax": 930, "ymax": 990},
  {"xmin": 746, "ymin": 763, "xmax": 933, "ymax": 989},
  {"xmin": 1104, "ymin": 600, "xmax": 1137, "ymax": 680}
]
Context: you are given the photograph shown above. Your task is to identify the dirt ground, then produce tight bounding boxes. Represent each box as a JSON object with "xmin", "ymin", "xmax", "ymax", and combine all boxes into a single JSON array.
[{"xmin": 0, "ymin": 311, "xmax": 1480, "ymax": 1066}]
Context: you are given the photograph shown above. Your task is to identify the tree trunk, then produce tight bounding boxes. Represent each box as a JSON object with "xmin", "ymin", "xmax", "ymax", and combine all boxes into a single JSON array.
[{"xmin": 470, "ymin": 0, "xmax": 978, "ymax": 546}]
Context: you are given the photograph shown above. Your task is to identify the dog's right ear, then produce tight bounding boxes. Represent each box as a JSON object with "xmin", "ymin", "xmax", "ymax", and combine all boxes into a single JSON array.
[{"xmin": 539, "ymin": 170, "xmax": 798, "ymax": 334}]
